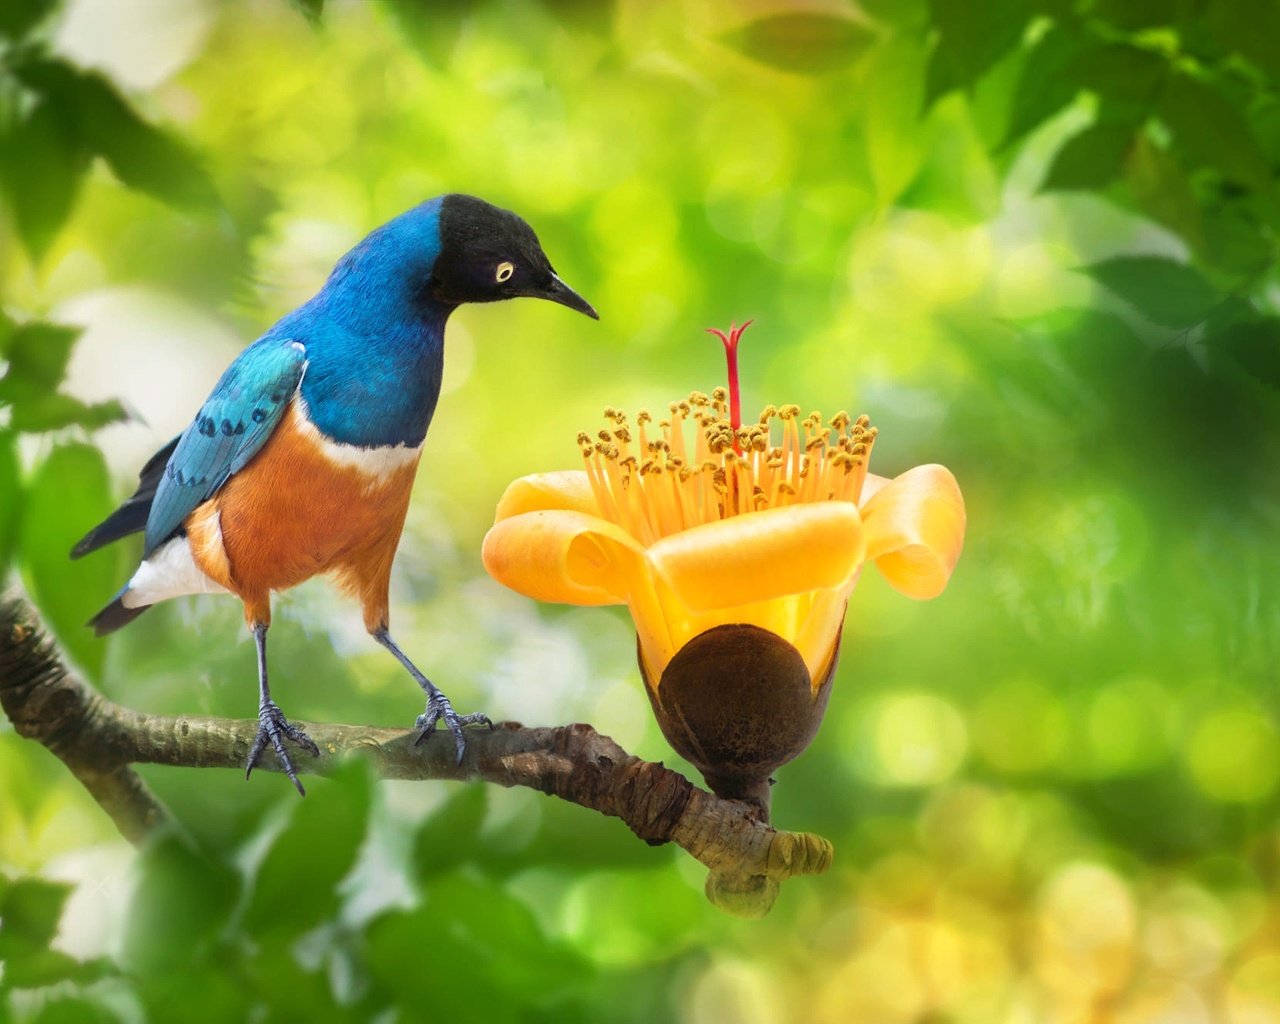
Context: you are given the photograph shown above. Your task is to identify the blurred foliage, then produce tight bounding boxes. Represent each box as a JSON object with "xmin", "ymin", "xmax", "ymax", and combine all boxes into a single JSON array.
[{"xmin": 1, "ymin": 0, "xmax": 1280, "ymax": 1021}]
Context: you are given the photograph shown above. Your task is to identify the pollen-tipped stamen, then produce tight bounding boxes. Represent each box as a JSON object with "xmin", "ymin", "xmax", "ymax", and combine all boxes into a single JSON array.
[
  {"xmin": 580, "ymin": 396, "xmax": 877, "ymax": 545},
  {"xmin": 579, "ymin": 322, "xmax": 878, "ymax": 542}
]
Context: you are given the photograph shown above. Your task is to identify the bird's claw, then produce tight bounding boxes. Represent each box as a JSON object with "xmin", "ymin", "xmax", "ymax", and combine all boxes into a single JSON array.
[
  {"xmin": 414, "ymin": 692, "xmax": 492, "ymax": 764},
  {"xmin": 246, "ymin": 699, "xmax": 319, "ymax": 796}
]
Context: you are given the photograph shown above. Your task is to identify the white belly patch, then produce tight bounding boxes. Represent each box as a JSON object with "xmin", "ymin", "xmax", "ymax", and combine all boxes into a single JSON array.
[
  {"xmin": 293, "ymin": 395, "xmax": 423, "ymax": 481},
  {"xmin": 123, "ymin": 535, "xmax": 231, "ymax": 608}
]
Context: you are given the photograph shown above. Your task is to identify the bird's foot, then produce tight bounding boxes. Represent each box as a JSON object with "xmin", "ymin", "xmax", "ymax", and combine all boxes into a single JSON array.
[
  {"xmin": 246, "ymin": 699, "xmax": 320, "ymax": 796},
  {"xmin": 414, "ymin": 691, "xmax": 493, "ymax": 764}
]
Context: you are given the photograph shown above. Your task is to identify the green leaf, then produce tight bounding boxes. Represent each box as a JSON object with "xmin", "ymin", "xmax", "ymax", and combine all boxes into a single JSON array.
[
  {"xmin": 122, "ymin": 833, "xmax": 241, "ymax": 975},
  {"xmin": 10, "ymin": 395, "xmax": 127, "ymax": 434},
  {"xmin": 132, "ymin": 963, "xmax": 255, "ymax": 1023},
  {"xmin": 859, "ymin": 0, "xmax": 929, "ymax": 27},
  {"xmin": 290, "ymin": 0, "xmax": 324, "ymax": 23},
  {"xmin": 1123, "ymin": 133, "xmax": 1203, "ymax": 252},
  {"xmin": 11, "ymin": 57, "xmax": 217, "ymax": 210},
  {"xmin": 0, "ymin": 434, "xmax": 20, "ymax": 576},
  {"xmin": 1077, "ymin": 44, "xmax": 1167, "ymax": 121},
  {"xmin": 1081, "ymin": 256, "xmax": 1221, "ymax": 329},
  {"xmin": 1200, "ymin": 0, "xmax": 1280, "ymax": 83},
  {"xmin": 924, "ymin": 0, "xmax": 1031, "ymax": 106},
  {"xmin": 243, "ymin": 759, "xmax": 372, "ymax": 936},
  {"xmin": 1198, "ymin": 205, "xmax": 1274, "ymax": 281},
  {"xmin": 1000, "ymin": 26, "xmax": 1084, "ymax": 149},
  {"xmin": 410, "ymin": 783, "xmax": 487, "ymax": 876},
  {"xmin": 1203, "ymin": 297, "xmax": 1257, "ymax": 336},
  {"xmin": 1036, "ymin": 308, "xmax": 1147, "ymax": 396},
  {"xmin": 721, "ymin": 14, "xmax": 876, "ymax": 74},
  {"xmin": 1011, "ymin": 308, "xmax": 1148, "ymax": 420},
  {"xmin": 537, "ymin": 0, "xmax": 616, "ymax": 35},
  {"xmin": 0, "ymin": 877, "xmax": 72, "ymax": 958},
  {"xmin": 378, "ymin": 0, "xmax": 475, "ymax": 66},
  {"xmin": 1090, "ymin": 0, "xmax": 1185, "ymax": 31},
  {"xmin": 862, "ymin": 35, "xmax": 930, "ymax": 206},
  {"xmin": 899, "ymin": 102, "xmax": 1000, "ymax": 221},
  {"xmin": 243, "ymin": 934, "xmax": 344, "ymax": 1017},
  {"xmin": 1216, "ymin": 320, "xmax": 1280, "ymax": 392},
  {"xmin": 0, "ymin": 0, "xmax": 56, "ymax": 40},
  {"xmin": 0, "ymin": 320, "xmax": 82, "ymax": 405},
  {"xmin": 29, "ymin": 996, "xmax": 120, "ymax": 1024},
  {"xmin": 3, "ymin": 950, "xmax": 113, "ymax": 990},
  {"xmin": 549, "ymin": 868, "xmax": 708, "ymax": 967},
  {"xmin": 1158, "ymin": 72, "xmax": 1273, "ymax": 192},
  {"xmin": 1041, "ymin": 121, "xmax": 1134, "ymax": 192},
  {"xmin": 17, "ymin": 443, "xmax": 118, "ymax": 678},
  {"xmin": 0, "ymin": 100, "xmax": 89, "ymax": 261},
  {"xmin": 0, "ymin": 311, "xmax": 126, "ymax": 433},
  {"xmin": 363, "ymin": 874, "xmax": 585, "ymax": 1016}
]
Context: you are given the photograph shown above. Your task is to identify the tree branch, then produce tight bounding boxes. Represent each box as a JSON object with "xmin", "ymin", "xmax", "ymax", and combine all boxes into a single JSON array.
[{"xmin": 0, "ymin": 592, "xmax": 831, "ymax": 916}]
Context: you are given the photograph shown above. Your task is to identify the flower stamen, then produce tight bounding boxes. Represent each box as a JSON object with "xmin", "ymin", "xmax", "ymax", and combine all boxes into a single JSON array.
[
  {"xmin": 581, "ymin": 396, "xmax": 877, "ymax": 544},
  {"xmin": 579, "ymin": 324, "xmax": 878, "ymax": 543}
]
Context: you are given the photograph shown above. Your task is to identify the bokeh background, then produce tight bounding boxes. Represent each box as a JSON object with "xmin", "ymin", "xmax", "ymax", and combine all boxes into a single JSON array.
[{"xmin": 3, "ymin": 0, "xmax": 1280, "ymax": 1020}]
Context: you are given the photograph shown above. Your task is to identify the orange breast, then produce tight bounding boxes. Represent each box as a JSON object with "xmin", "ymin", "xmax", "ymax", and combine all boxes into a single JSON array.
[{"xmin": 185, "ymin": 401, "xmax": 420, "ymax": 627}]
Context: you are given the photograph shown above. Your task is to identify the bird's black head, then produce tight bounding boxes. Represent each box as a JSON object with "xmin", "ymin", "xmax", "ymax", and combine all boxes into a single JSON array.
[{"xmin": 429, "ymin": 194, "xmax": 599, "ymax": 319}]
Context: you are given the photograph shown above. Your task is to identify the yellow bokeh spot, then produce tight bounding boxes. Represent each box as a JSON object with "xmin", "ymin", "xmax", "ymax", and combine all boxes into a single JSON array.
[
  {"xmin": 863, "ymin": 853, "xmax": 939, "ymax": 910},
  {"xmin": 1141, "ymin": 885, "xmax": 1227, "ymax": 979},
  {"xmin": 1036, "ymin": 862, "xmax": 1136, "ymax": 999},
  {"xmin": 855, "ymin": 693, "xmax": 969, "ymax": 788},
  {"xmin": 1228, "ymin": 954, "xmax": 1280, "ymax": 1024},
  {"xmin": 1185, "ymin": 708, "xmax": 1280, "ymax": 803},
  {"xmin": 687, "ymin": 959, "xmax": 783, "ymax": 1024},
  {"xmin": 972, "ymin": 677, "xmax": 1068, "ymax": 774},
  {"xmin": 1085, "ymin": 676, "xmax": 1173, "ymax": 776},
  {"xmin": 918, "ymin": 784, "xmax": 1028, "ymax": 872},
  {"xmin": 816, "ymin": 921, "xmax": 927, "ymax": 1023},
  {"xmin": 1040, "ymin": 863, "xmax": 1136, "ymax": 948}
]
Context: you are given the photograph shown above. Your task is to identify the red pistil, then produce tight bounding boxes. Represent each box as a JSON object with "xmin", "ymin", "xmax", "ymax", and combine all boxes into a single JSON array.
[{"xmin": 705, "ymin": 320, "xmax": 753, "ymax": 449}]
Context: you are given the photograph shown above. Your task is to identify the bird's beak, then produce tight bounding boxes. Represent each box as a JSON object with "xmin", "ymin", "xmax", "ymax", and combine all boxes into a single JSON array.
[{"xmin": 538, "ymin": 275, "xmax": 599, "ymax": 320}]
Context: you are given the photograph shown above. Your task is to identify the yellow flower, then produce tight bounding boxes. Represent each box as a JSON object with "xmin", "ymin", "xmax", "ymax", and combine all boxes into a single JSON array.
[{"xmin": 482, "ymin": 322, "xmax": 965, "ymax": 803}]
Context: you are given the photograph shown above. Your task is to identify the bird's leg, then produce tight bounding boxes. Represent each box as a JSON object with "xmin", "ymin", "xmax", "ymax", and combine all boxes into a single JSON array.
[
  {"xmin": 245, "ymin": 622, "xmax": 320, "ymax": 795},
  {"xmin": 371, "ymin": 628, "xmax": 491, "ymax": 764}
]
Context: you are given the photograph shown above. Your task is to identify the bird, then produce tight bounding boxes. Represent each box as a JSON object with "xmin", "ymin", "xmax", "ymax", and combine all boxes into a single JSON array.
[{"xmin": 71, "ymin": 194, "xmax": 599, "ymax": 795}]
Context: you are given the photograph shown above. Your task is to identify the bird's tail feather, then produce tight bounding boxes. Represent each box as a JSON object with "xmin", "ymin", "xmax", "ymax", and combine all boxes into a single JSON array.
[
  {"xmin": 72, "ymin": 500, "xmax": 151, "ymax": 559},
  {"xmin": 71, "ymin": 434, "xmax": 180, "ymax": 559},
  {"xmin": 88, "ymin": 592, "xmax": 151, "ymax": 636}
]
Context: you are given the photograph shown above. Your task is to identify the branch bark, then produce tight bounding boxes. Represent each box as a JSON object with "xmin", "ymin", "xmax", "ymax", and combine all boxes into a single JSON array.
[{"xmin": 0, "ymin": 592, "xmax": 831, "ymax": 916}]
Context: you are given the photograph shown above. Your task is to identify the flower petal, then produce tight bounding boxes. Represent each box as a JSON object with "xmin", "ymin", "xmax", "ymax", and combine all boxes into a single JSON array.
[
  {"xmin": 792, "ymin": 582, "xmax": 856, "ymax": 686},
  {"xmin": 645, "ymin": 501, "xmax": 866, "ymax": 612},
  {"xmin": 493, "ymin": 471, "xmax": 600, "ymax": 523},
  {"xmin": 859, "ymin": 464, "xmax": 965, "ymax": 599},
  {"xmin": 859, "ymin": 472, "xmax": 891, "ymax": 505},
  {"xmin": 481, "ymin": 509, "xmax": 641, "ymax": 606}
]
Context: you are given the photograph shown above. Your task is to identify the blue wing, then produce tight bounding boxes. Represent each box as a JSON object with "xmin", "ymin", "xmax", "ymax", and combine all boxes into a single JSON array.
[{"xmin": 143, "ymin": 337, "xmax": 308, "ymax": 555}]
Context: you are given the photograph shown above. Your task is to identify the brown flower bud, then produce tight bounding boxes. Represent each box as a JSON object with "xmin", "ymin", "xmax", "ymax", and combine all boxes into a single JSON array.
[{"xmin": 640, "ymin": 623, "xmax": 840, "ymax": 817}]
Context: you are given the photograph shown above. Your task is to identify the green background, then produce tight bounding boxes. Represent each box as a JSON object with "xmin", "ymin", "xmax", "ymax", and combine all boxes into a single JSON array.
[{"xmin": 3, "ymin": 0, "xmax": 1280, "ymax": 1020}]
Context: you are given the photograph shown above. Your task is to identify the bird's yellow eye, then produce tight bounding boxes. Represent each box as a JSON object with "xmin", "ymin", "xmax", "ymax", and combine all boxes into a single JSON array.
[{"xmin": 496, "ymin": 261, "xmax": 515, "ymax": 283}]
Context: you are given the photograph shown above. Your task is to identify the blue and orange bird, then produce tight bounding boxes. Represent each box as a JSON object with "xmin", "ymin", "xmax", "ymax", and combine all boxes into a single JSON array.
[{"xmin": 71, "ymin": 194, "xmax": 598, "ymax": 794}]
